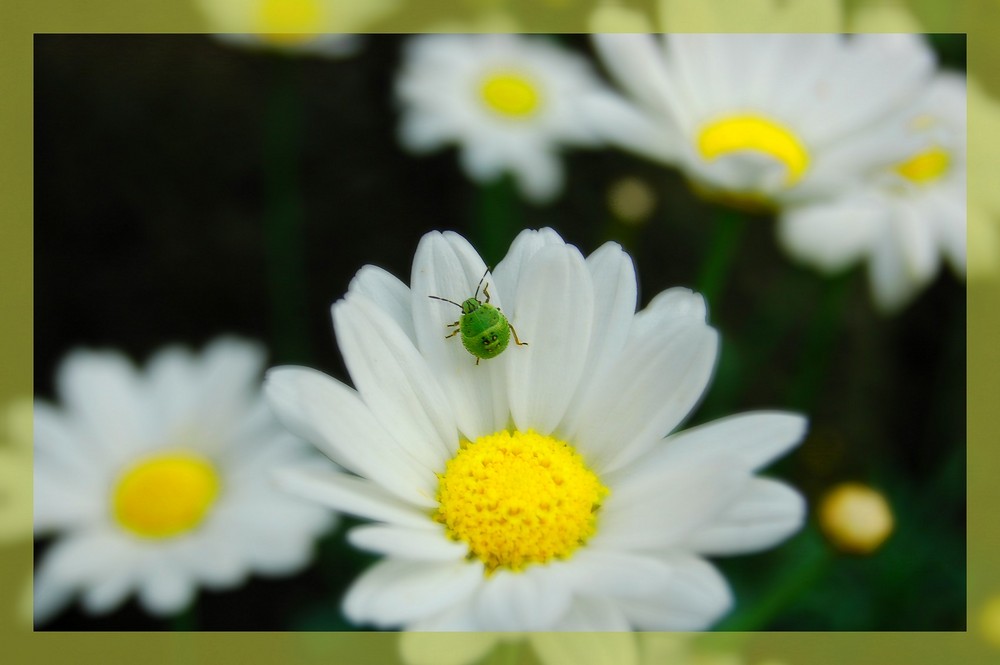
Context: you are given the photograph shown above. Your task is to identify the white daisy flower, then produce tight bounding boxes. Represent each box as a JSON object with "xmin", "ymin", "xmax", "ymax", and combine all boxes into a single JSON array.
[
  {"xmin": 267, "ymin": 228, "xmax": 807, "ymax": 631},
  {"xmin": 33, "ymin": 337, "xmax": 335, "ymax": 622},
  {"xmin": 396, "ymin": 35, "xmax": 610, "ymax": 204},
  {"xmin": 586, "ymin": 34, "xmax": 936, "ymax": 210},
  {"xmin": 195, "ymin": 0, "xmax": 399, "ymax": 57},
  {"xmin": 778, "ymin": 72, "xmax": 966, "ymax": 311}
]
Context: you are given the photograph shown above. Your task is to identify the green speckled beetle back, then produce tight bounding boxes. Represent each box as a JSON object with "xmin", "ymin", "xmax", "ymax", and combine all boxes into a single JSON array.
[{"xmin": 429, "ymin": 271, "xmax": 528, "ymax": 365}]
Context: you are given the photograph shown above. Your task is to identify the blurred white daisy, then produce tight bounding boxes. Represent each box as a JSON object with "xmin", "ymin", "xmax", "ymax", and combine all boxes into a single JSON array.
[
  {"xmin": 33, "ymin": 338, "xmax": 335, "ymax": 622},
  {"xmin": 195, "ymin": 0, "xmax": 399, "ymax": 57},
  {"xmin": 586, "ymin": 34, "xmax": 936, "ymax": 210},
  {"xmin": 779, "ymin": 72, "xmax": 966, "ymax": 311},
  {"xmin": 267, "ymin": 228, "xmax": 807, "ymax": 631},
  {"xmin": 396, "ymin": 35, "xmax": 610, "ymax": 204}
]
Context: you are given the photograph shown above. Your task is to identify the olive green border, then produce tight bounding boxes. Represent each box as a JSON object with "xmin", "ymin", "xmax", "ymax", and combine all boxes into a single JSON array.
[{"xmin": 3, "ymin": 0, "xmax": 994, "ymax": 663}]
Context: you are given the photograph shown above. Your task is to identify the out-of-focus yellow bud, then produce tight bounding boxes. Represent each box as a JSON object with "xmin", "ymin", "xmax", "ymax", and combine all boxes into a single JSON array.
[
  {"xmin": 608, "ymin": 176, "xmax": 656, "ymax": 226},
  {"xmin": 978, "ymin": 595, "xmax": 1000, "ymax": 649},
  {"xmin": 818, "ymin": 482, "xmax": 894, "ymax": 555}
]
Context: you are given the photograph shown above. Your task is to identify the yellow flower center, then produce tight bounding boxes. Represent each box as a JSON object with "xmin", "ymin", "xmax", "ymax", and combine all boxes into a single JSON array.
[
  {"xmin": 894, "ymin": 146, "xmax": 950, "ymax": 185},
  {"xmin": 113, "ymin": 452, "xmax": 221, "ymax": 539},
  {"xmin": 434, "ymin": 430, "xmax": 608, "ymax": 573},
  {"xmin": 256, "ymin": 0, "xmax": 324, "ymax": 45},
  {"xmin": 696, "ymin": 114, "xmax": 811, "ymax": 187},
  {"xmin": 480, "ymin": 73, "xmax": 542, "ymax": 119}
]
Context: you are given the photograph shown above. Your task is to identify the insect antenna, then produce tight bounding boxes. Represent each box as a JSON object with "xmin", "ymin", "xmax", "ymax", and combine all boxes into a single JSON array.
[
  {"xmin": 428, "ymin": 295, "xmax": 463, "ymax": 309},
  {"xmin": 474, "ymin": 268, "xmax": 490, "ymax": 300}
]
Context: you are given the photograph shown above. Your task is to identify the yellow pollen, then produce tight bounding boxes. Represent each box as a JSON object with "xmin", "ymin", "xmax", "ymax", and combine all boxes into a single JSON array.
[
  {"xmin": 894, "ymin": 147, "xmax": 950, "ymax": 185},
  {"xmin": 256, "ymin": 0, "xmax": 324, "ymax": 45},
  {"xmin": 696, "ymin": 114, "xmax": 811, "ymax": 187},
  {"xmin": 113, "ymin": 452, "xmax": 221, "ymax": 539},
  {"xmin": 434, "ymin": 430, "xmax": 608, "ymax": 573},
  {"xmin": 480, "ymin": 73, "xmax": 542, "ymax": 119}
]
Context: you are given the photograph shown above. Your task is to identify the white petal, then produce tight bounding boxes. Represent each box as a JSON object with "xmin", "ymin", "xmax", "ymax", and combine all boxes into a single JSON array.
[
  {"xmin": 492, "ymin": 227, "xmax": 566, "ymax": 306},
  {"xmin": 509, "ymin": 149, "xmax": 564, "ymax": 204},
  {"xmin": 684, "ymin": 478, "xmax": 806, "ymax": 555},
  {"xmin": 590, "ymin": 34, "xmax": 685, "ymax": 125},
  {"xmin": 398, "ymin": 110, "xmax": 454, "ymax": 153},
  {"xmin": 33, "ymin": 570, "xmax": 75, "ymax": 625},
  {"xmin": 348, "ymin": 265, "xmax": 417, "ymax": 343},
  {"xmin": 265, "ymin": 366, "xmax": 438, "ymax": 506},
  {"xmin": 34, "ymin": 465, "xmax": 103, "ymax": 533},
  {"xmin": 347, "ymin": 524, "xmax": 468, "ymax": 562},
  {"xmin": 274, "ymin": 466, "xmax": 431, "ymax": 529},
  {"xmin": 344, "ymin": 559, "xmax": 484, "ymax": 628},
  {"xmin": 176, "ymin": 534, "xmax": 248, "ymax": 589},
  {"xmin": 627, "ymin": 287, "xmax": 708, "ymax": 341},
  {"xmin": 474, "ymin": 565, "xmax": 573, "ymax": 631},
  {"xmin": 779, "ymin": 194, "xmax": 884, "ymax": 272},
  {"xmin": 868, "ymin": 217, "xmax": 933, "ymax": 313},
  {"xmin": 576, "ymin": 89, "xmax": 681, "ymax": 164},
  {"xmin": 506, "ymin": 244, "xmax": 594, "ymax": 434},
  {"xmin": 615, "ymin": 554, "xmax": 733, "ymax": 631},
  {"xmin": 657, "ymin": 411, "xmax": 808, "ymax": 472},
  {"xmin": 459, "ymin": 140, "xmax": 509, "ymax": 183},
  {"xmin": 411, "ymin": 231, "xmax": 509, "ymax": 439},
  {"xmin": 577, "ymin": 243, "xmax": 638, "ymax": 378},
  {"xmin": 559, "ymin": 549, "xmax": 674, "ymax": 600},
  {"xmin": 548, "ymin": 595, "xmax": 631, "ymax": 631},
  {"xmin": 80, "ymin": 571, "xmax": 136, "ymax": 615},
  {"xmin": 594, "ymin": 461, "xmax": 747, "ymax": 552},
  {"xmin": 34, "ymin": 529, "xmax": 133, "ymax": 589},
  {"xmin": 891, "ymin": 202, "xmax": 941, "ymax": 284},
  {"xmin": 570, "ymin": 320, "xmax": 718, "ymax": 474},
  {"xmin": 404, "ymin": 595, "xmax": 483, "ymax": 631},
  {"xmin": 137, "ymin": 564, "xmax": 196, "ymax": 617},
  {"xmin": 55, "ymin": 350, "xmax": 150, "ymax": 463},
  {"xmin": 190, "ymin": 337, "xmax": 267, "ymax": 440},
  {"xmin": 334, "ymin": 292, "xmax": 457, "ymax": 467},
  {"xmin": 32, "ymin": 402, "xmax": 102, "ymax": 478}
]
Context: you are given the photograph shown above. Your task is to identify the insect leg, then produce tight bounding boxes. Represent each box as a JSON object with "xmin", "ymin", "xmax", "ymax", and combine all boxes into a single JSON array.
[
  {"xmin": 508, "ymin": 322, "xmax": 529, "ymax": 346},
  {"xmin": 445, "ymin": 328, "xmax": 460, "ymax": 339}
]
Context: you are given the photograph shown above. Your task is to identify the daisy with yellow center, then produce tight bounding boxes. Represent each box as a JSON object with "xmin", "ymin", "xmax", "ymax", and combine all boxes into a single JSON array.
[
  {"xmin": 778, "ymin": 72, "xmax": 967, "ymax": 312},
  {"xmin": 586, "ymin": 34, "xmax": 936, "ymax": 208},
  {"xmin": 33, "ymin": 338, "xmax": 335, "ymax": 622},
  {"xmin": 269, "ymin": 228, "xmax": 807, "ymax": 630},
  {"xmin": 194, "ymin": 0, "xmax": 400, "ymax": 56},
  {"xmin": 396, "ymin": 35, "xmax": 611, "ymax": 204}
]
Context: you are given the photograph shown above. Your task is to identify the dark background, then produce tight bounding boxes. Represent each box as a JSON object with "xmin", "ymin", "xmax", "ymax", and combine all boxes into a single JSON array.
[{"xmin": 35, "ymin": 34, "xmax": 966, "ymax": 630}]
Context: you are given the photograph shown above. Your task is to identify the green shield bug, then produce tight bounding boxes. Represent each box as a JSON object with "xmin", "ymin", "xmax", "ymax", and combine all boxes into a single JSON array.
[{"xmin": 429, "ymin": 270, "xmax": 528, "ymax": 365}]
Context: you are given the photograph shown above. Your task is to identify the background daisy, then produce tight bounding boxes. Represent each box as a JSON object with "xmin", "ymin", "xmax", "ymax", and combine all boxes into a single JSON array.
[
  {"xmin": 33, "ymin": 338, "xmax": 335, "ymax": 623},
  {"xmin": 268, "ymin": 228, "xmax": 807, "ymax": 631},
  {"xmin": 396, "ymin": 34, "xmax": 610, "ymax": 203},
  {"xmin": 587, "ymin": 33, "xmax": 936, "ymax": 209},
  {"xmin": 778, "ymin": 72, "xmax": 967, "ymax": 312}
]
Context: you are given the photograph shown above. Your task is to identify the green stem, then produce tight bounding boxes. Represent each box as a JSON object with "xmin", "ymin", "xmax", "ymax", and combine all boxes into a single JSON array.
[
  {"xmin": 786, "ymin": 272, "xmax": 852, "ymax": 412},
  {"xmin": 696, "ymin": 208, "xmax": 745, "ymax": 308},
  {"xmin": 263, "ymin": 55, "xmax": 313, "ymax": 365},
  {"xmin": 474, "ymin": 176, "xmax": 518, "ymax": 267}
]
